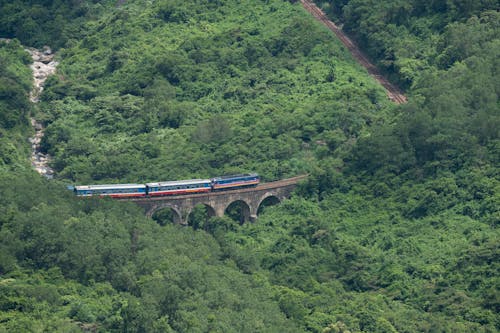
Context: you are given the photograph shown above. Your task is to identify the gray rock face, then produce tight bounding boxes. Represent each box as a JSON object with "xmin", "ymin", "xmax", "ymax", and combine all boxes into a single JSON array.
[
  {"xmin": 26, "ymin": 46, "xmax": 58, "ymax": 179},
  {"xmin": 27, "ymin": 47, "xmax": 58, "ymax": 103}
]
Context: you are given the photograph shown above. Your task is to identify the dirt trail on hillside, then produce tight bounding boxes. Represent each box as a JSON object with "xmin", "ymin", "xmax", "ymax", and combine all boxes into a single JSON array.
[{"xmin": 300, "ymin": 0, "xmax": 407, "ymax": 104}]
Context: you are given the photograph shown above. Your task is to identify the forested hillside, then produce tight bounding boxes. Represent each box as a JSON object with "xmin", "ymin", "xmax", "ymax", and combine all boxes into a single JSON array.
[
  {"xmin": 0, "ymin": 39, "xmax": 33, "ymax": 171},
  {"xmin": 0, "ymin": 0, "xmax": 498, "ymax": 332},
  {"xmin": 36, "ymin": 0, "xmax": 390, "ymax": 183}
]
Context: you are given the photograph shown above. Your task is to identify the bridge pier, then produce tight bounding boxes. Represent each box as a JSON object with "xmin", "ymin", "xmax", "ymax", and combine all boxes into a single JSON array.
[
  {"xmin": 214, "ymin": 205, "xmax": 226, "ymax": 219},
  {"xmin": 179, "ymin": 208, "xmax": 190, "ymax": 225},
  {"xmin": 239, "ymin": 201, "xmax": 251, "ymax": 224},
  {"xmin": 249, "ymin": 204, "xmax": 259, "ymax": 223}
]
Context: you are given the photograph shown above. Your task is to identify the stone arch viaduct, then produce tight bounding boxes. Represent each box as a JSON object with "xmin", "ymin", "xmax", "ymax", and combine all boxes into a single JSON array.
[{"xmin": 128, "ymin": 175, "xmax": 307, "ymax": 224}]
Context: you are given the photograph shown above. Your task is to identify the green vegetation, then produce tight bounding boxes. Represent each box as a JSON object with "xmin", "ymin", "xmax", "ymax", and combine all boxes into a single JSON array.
[
  {"xmin": 0, "ymin": 174, "xmax": 299, "ymax": 332},
  {"xmin": 0, "ymin": 39, "xmax": 32, "ymax": 171},
  {"xmin": 315, "ymin": 0, "xmax": 499, "ymax": 89},
  {"xmin": 1, "ymin": 0, "xmax": 498, "ymax": 332},
  {"xmin": 36, "ymin": 0, "xmax": 390, "ymax": 184},
  {"xmin": 0, "ymin": 0, "xmax": 113, "ymax": 49}
]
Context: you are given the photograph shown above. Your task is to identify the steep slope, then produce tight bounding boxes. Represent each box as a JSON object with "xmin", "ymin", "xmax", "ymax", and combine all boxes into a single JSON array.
[
  {"xmin": 0, "ymin": 39, "xmax": 32, "ymax": 172},
  {"xmin": 300, "ymin": 0, "xmax": 407, "ymax": 103},
  {"xmin": 37, "ymin": 0, "xmax": 392, "ymax": 184},
  {"xmin": 0, "ymin": 0, "xmax": 498, "ymax": 332}
]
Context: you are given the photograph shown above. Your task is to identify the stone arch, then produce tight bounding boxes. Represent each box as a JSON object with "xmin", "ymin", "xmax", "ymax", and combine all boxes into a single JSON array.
[
  {"xmin": 257, "ymin": 194, "xmax": 281, "ymax": 215},
  {"xmin": 225, "ymin": 199, "xmax": 251, "ymax": 224},
  {"xmin": 203, "ymin": 203, "xmax": 216, "ymax": 218},
  {"xmin": 185, "ymin": 203, "xmax": 217, "ymax": 227},
  {"xmin": 149, "ymin": 204, "xmax": 182, "ymax": 225}
]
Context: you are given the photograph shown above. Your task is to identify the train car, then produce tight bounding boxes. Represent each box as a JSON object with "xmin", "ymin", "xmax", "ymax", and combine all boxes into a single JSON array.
[
  {"xmin": 211, "ymin": 173, "xmax": 260, "ymax": 191},
  {"xmin": 74, "ymin": 184, "xmax": 147, "ymax": 198},
  {"xmin": 146, "ymin": 179, "xmax": 211, "ymax": 196}
]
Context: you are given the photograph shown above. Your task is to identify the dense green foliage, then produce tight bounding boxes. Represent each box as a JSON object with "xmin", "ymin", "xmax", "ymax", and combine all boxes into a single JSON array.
[
  {"xmin": 37, "ymin": 0, "xmax": 390, "ymax": 184},
  {"xmin": 0, "ymin": 0, "xmax": 498, "ymax": 332},
  {"xmin": 315, "ymin": 0, "xmax": 499, "ymax": 88},
  {"xmin": 0, "ymin": 39, "xmax": 32, "ymax": 170},
  {"xmin": 312, "ymin": 0, "xmax": 499, "ymax": 211},
  {"xmin": 0, "ymin": 0, "xmax": 113, "ymax": 49},
  {"xmin": 314, "ymin": 0, "xmax": 499, "ymax": 178},
  {"xmin": 0, "ymin": 174, "xmax": 299, "ymax": 332}
]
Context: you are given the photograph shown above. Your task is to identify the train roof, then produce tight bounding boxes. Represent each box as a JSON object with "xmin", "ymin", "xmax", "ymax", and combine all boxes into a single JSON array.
[
  {"xmin": 75, "ymin": 184, "xmax": 146, "ymax": 191},
  {"xmin": 146, "ymin": 179, "xmax": 211, "ymax": 187},
  {"xmin": 212, "ymin": 173, "xmax": 259, "ymax": 180}
]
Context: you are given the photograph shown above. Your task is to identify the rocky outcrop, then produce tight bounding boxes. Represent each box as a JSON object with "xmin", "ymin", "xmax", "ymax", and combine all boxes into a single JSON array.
[
  {"xmin": 29, "ymin": 118, "xmax": 54, "ymax": 178},
  {"xmin": 26, "ymin": 46, "xmax": 58, "ymax": 178},
  {"xmin": 27, "ymin": 46, "xmax": 58, "ymax": 103}
]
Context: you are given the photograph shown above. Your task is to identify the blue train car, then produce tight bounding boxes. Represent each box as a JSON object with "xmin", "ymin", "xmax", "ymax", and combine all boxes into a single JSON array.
[
  {"xmin": 211, "ymin": 173, "xmax": 260, "ymax": 191},
  {"xmin": 146, "ymin": 179, "xmax": 211, "ymax": 196},
  {"xmin": 74, "ymin": 184, "xmax": 147, "ymax": 198}
]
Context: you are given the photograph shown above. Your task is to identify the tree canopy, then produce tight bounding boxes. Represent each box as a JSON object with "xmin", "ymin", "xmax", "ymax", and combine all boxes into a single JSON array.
[{"xmin": 0, "ymin": 0, "xmax": 498, "ymax": 331}]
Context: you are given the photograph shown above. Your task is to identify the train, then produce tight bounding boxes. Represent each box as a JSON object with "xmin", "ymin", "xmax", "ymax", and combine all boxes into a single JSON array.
[{"xmin": 73, "ymin": 173, "xmax": 260, "ymax": 198}]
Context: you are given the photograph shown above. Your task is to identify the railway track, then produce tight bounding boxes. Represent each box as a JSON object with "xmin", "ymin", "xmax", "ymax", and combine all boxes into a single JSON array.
[{"xmin": 300, "ymin": 0, "xmax": 407, "ymax": 104}]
